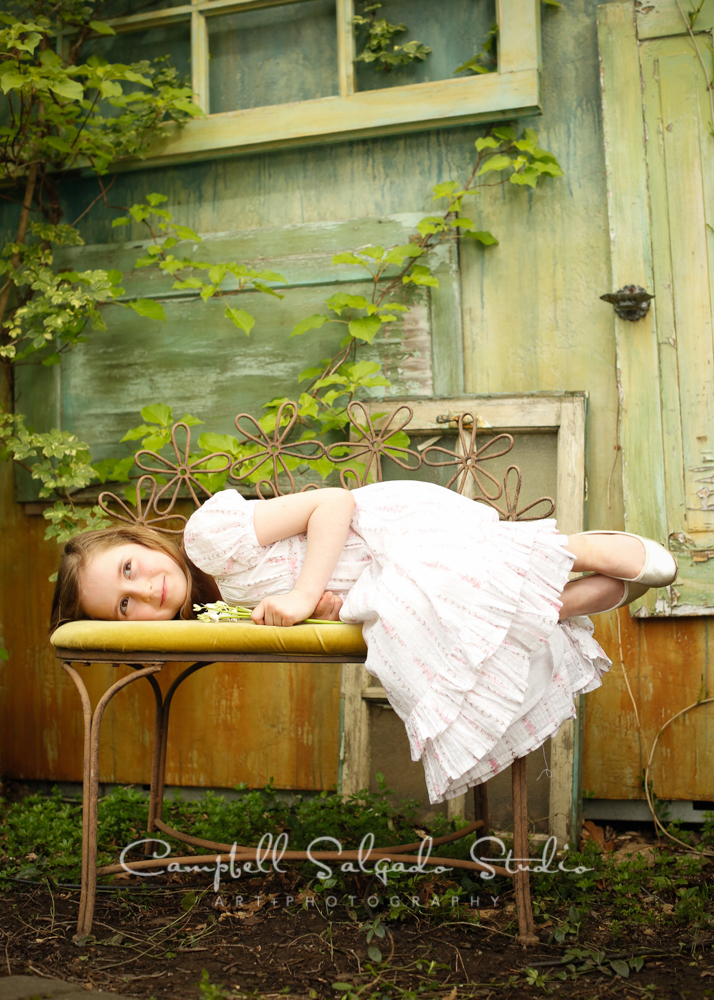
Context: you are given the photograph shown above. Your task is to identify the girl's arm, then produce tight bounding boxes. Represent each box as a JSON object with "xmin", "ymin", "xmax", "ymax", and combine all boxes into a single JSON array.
[{"xmin": 251, "ymin": 488, "xmax": 355, "ymax": 626}]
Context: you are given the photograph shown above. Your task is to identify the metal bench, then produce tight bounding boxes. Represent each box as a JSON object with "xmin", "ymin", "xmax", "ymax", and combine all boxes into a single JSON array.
[{"xmin": 52, "ymin": 400, "xmax": 559, "ymax": 945}]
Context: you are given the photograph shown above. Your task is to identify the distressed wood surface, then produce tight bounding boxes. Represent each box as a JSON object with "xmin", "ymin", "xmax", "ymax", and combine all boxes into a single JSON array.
[
  {"xmin": 140, "ymin": 71, "xmax": 541, "ymax": 168},
  {"xmin": 598, "ymin": 2, "xmax": 668, "ymax": 616},
  {"xmin": 15, "ymin": 215, "xmax": 461, "ymax": 502},
  {"xmin": 4, "ymin": 0, "xmax": 714, "ymax": 812},
  {"xmin": 636, "ymin": 0, "xmax": 714, "ymax": 38},
  {"xmin": 585, "ymin": 610, "xmax": 714, "ymax": 801}
]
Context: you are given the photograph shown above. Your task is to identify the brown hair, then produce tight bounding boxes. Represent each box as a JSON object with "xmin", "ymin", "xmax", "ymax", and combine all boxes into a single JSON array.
[{"xmin": 49, "ymin": 524, "xmax": 220, "ymax": 632}]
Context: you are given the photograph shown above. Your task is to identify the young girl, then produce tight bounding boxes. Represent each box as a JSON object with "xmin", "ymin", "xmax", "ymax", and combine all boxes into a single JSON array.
[{"xmin": 50, "ymin": 481, "xmax": 677, "ymax": 804}]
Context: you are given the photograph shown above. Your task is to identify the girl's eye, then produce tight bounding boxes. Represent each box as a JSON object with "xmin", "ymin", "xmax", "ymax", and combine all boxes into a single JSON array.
[
  {"xmin": 123, "ymin": 560, "xmax": 131, "ymax": 579},
  {"xmin": 120, "ymin": 597, "xmax": 129, "ymax": 615}
]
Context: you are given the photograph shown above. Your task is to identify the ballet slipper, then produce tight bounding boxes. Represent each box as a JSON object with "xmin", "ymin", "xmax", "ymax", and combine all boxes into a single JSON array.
[{"xmin": 580, "ymin": 530, "xmax": 678, "ymax": 588}]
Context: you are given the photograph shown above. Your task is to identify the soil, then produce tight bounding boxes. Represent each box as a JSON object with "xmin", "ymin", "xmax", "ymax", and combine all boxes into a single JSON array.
[{"xmin": 1, "ymin": 870, "xmax": 713, "ymax": 1000}]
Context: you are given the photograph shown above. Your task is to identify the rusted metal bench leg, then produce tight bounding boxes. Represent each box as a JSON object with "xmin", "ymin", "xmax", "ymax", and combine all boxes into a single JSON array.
[
  {"xmin": 512, "ymin": 755, "xmax": 538, "ymax": 947},
  {"xmin": 153, "ymin": 662, "xmax": 211, "ymax": 828},
  {"xmin": 61, "ymin": 663, "xmax": 92, "ymax": 938},
  {"xmin": 473, "ymin": 783, "xmax": 490, "ymax": 856},
  {"xmin": 143, "ymin": 672, "xmax": 165, "ymax": 856},
  {"xmin": 62, "ymin": 661, "xmax": 163, "ymax": 939}
]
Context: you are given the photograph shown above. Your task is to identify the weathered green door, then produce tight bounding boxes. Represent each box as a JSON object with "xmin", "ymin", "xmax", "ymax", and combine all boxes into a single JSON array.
[{"xmin": 599, "ymin": 0, "xmax": 714, "ymax": 615}]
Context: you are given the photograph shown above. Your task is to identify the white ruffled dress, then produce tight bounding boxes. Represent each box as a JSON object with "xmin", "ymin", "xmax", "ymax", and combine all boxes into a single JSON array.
[{"xmin": 183, "ymin": 482, "xmax": 611, "ymax": 804}]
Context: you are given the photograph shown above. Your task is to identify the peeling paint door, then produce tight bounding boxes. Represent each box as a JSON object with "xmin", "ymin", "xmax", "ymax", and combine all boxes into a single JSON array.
[{"xmin": 599, "ymin": 0, "xmax": 714, "ymax": 614}]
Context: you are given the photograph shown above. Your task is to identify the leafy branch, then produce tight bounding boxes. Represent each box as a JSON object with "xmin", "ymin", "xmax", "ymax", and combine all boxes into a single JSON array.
[{"xmin": 353, "ymin": 2, "xmax": 431, "ymax": 73}]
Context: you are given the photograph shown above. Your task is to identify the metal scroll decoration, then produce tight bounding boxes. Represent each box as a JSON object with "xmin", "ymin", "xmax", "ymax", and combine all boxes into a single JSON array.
[
  {"xmin": 230, "ymin": 401, "xmax": 325, "ymax": 498},
  {"xmin": 326, "ymin": 401, "xmax": 422, "ymax": 488},
  {"xmin": 96, "ymin": 402, "xmax": 555, "ymax": 530}
]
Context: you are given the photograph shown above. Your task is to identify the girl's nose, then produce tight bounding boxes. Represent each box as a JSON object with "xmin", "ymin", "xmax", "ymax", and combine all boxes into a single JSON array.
[{"xmin": 130, "ymin": 580, "xmax": 152, "ymax": 602}]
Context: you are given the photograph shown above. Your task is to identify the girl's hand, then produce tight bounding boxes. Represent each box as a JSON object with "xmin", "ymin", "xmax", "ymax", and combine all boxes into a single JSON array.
[
  {"xmin": 312, "ymin": 590, "xmax": 344, "ymax": 621},
  {"xmin": 251, "ymin": 589, "xmax": 318, "ymax": 627}
]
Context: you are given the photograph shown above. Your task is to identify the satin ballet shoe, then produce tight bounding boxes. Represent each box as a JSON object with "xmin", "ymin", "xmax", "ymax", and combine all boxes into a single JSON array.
[
  {"xmin": 580, "ymin": 530, "xmax": 678, "ymax": 588},
  {"xmin": 589, "ymin": 579, "xmax": 650, "ymax": 616}
]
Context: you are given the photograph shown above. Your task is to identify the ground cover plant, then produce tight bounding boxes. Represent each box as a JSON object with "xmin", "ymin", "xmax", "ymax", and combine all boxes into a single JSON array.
[{"xmin": 2, "ymin": 782, "xmax": 714, "ymax": 998}]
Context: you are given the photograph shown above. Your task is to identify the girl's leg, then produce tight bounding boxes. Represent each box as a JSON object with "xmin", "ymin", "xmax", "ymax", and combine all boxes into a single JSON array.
[
  {"xmin": 558, "ymin": 574, "xmax": 624, "ymax": 620},
  {"xmin": 563, "ymin": 533, "xmax": 647, "ymax": 579}
]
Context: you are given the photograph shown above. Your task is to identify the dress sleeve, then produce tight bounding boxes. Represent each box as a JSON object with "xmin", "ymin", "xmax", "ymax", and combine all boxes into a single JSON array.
[{"xmin": 183, "ymin": 490, "xmax": 263, "ymax": 578}]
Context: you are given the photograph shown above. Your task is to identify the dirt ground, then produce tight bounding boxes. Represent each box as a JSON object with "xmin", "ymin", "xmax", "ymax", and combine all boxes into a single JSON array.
[{"xmin": 1, "ymin": 870, "xmax": 713, "ymax": 1000}]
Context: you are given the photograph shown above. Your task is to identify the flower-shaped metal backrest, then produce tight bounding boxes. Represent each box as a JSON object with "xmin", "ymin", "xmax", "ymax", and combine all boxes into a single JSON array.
[
  {"xmin": 134, "ymin": 422, "xmax": 232, "ymax": 514},
  {"xmin": 96, "ymin": 402, "xmax": 555, "ymax": 531},
  {"xmin": 325, "ymin": 401, "xmax": 422, "ymax": 488},
  {"xmin": 421, "ymin": 413, "xmax": 514, "ymax": 499},
  {"xmin": 98, "ymin": 475, "xmax": 188, "ymax": 535},
  {"xmin": 485, "ymin": 465, "xmax": 556, "ymax": 522},
  {"xmin": 229, "ymin": 401, "xmax": 326, "ymax": 499}
]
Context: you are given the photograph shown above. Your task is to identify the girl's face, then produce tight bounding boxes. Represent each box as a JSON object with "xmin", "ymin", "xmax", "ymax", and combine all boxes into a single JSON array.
[{"xmin": 79, "ymin": 542, "xmax": 188, "ymax": 621}]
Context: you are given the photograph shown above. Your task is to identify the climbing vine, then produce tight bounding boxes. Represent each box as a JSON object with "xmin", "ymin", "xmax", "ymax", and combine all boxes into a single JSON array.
[
  {"xmin": 353, "ymin": 2, "xmax": 431, "ymax": 73},
  {"xmin": 0, "ymin": 3, "xmax": 564, "ymax": 638}
]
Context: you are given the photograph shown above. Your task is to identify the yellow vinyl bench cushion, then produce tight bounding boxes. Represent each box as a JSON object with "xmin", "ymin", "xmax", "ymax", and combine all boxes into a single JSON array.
[{"xmin": 51, "ymin": 620, "xmax": 367, "ymax": 657}]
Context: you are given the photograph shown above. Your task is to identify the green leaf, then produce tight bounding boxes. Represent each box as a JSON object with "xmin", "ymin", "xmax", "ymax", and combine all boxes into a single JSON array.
[
  {"xmin": 432, "ymin": 180, "xmax": 460, "ymax": 200},
  {"xmin": 384, "ymin": 244, "xmax": 423, "ymax": 265},
  {"xmin": 141, "ymin": 432, "xmax": 170, "ymax": 452},
  {"xmin": 112, "ymin": 217, "xmax": 129, "ymax": 228},
  {"xmin": 172, "ymin": 225, "xmax": 200, "ymax": 241},
  {"xmin": 107, "ymin": 270, "xmax": 123, "ymax": 285},
  {"xmin": 179, "ymin": 413, "xmax": 204, "ymax": 427},
  {"xmin": 49, "ymin": 79, "xmax": 84, "ymax": 102},
  {"xmin": 311, "ymin": 455, "xmax": 336, "ymax": 480},
  {"xmin": 89, "ymin": 19, "xmax": 116, "ymax": 34},
  {"xmin": 41, "ymin": 353, "xmax": 61, "ymax": 366},
  {"xmin": 360, "ymin": 246, "xmax": 385, "ymax": 259},
  {"xmin": 253, "ymin": 281, "xmax": 284, "ymax": 299},
  {"xmin": 416, "ymin": 216, "xmax": 446, "ymax": 236},
  {"xmin": 332, "ymin": 251, "xmax": 368, "ymax": 266},
  {"xmin": 509, "ymin": 166, "xmax": 541, "ymax": 188},
  {"xmin": 198, "ymin": 432, "xmax": 241, "ymax": 455},
  {"xmin": 44, "ymin": 135, "xmax": 73, "ymax": 154},
  {"xmin": 224, "ymin": 306, "xmax": 255, "ymax": 335},
  {"xmin": 208, "ymin": 264, "xmax": 226, "ymax": 285},
  {"xmin": 146, "ymin": 193, "xmax": 168, "ymax": 206},
  {"xmin": 477, "ymin": 154, "xmax": 513, "ymax": 175},
  {"xmin": 141, "ymin": 403, "xmax": 172, "ymax": 426},
  {"xmin": 252, "ymin": 269, "xmax": 287, "ymax": 284},
  {"xmin": 128, "ymin": 298, "xmax": 166, "ymax": 322},
  {"xmin": 609, "ymin": 960, "xmax": 629, "ymax": 978},
  {"xmin": 493, "ymin": 126, "xmax": 517, "ymax": 142},
  {"xmin": 453, "ymin": 57, "xmax": 490, "ymax": 74},
  {"xmin": 326, "ymin": 292, "xmax": 369, "ymax": 315},
  {"xmin": 348, "ymin": 315, "xmax": 382, "ymax": 343},
  {"xmin": 181, "ymin": 890, "xmax": 197, "ymax": 912},
  {"xmin": 466, "ymin": 230, "xmax": 499, "ymax": 246},
  {"xmin": 403, "ymin": 264, "xmax": 439, "ymax": 287},
  {"xmin": 121, "ymin": 424, "xmax": 153, "ymax": 442},
  {"xmin": 99, "ymin": 80, "xmax": 122, "ymax": 99},
  {"xmin": 475, "ymin": 136, "xmax": 502, "ymax": 150},
  {"xmin": 291, "ymin": 314, "xmax": 330, "ymax": 338},
  {"xmin": 172, "ymin": 277, "xmax": 204, "ymax": 290},
  {"xmin": 0, "ymin": 71, "xmax": 25, "ymax": 93},
  {"xmin": 367, "ymin": 945, "xmax": 382, "ymax": 963}
]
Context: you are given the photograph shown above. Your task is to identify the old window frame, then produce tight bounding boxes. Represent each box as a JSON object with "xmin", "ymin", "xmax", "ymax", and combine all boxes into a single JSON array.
[
  {"xmin": 339, "ymin": 392, "xmax": 587, "ymax": 845},
  {"xmin": 62, "ymin": 0, "xmax": 541, "ymax": 167}
]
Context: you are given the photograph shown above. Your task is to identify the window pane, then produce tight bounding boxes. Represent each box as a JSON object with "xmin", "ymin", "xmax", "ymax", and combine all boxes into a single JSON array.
[
  {"xmin": 208, "ymin": 0, "xmax": 338, "ymax": 113},
  {"xmin": 81, "ymin": 22, "xmax": 191, "ymax": 86},
  {"xmin": 354, "ymin": 0, "xmax": 497, "ymax": 93}
]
